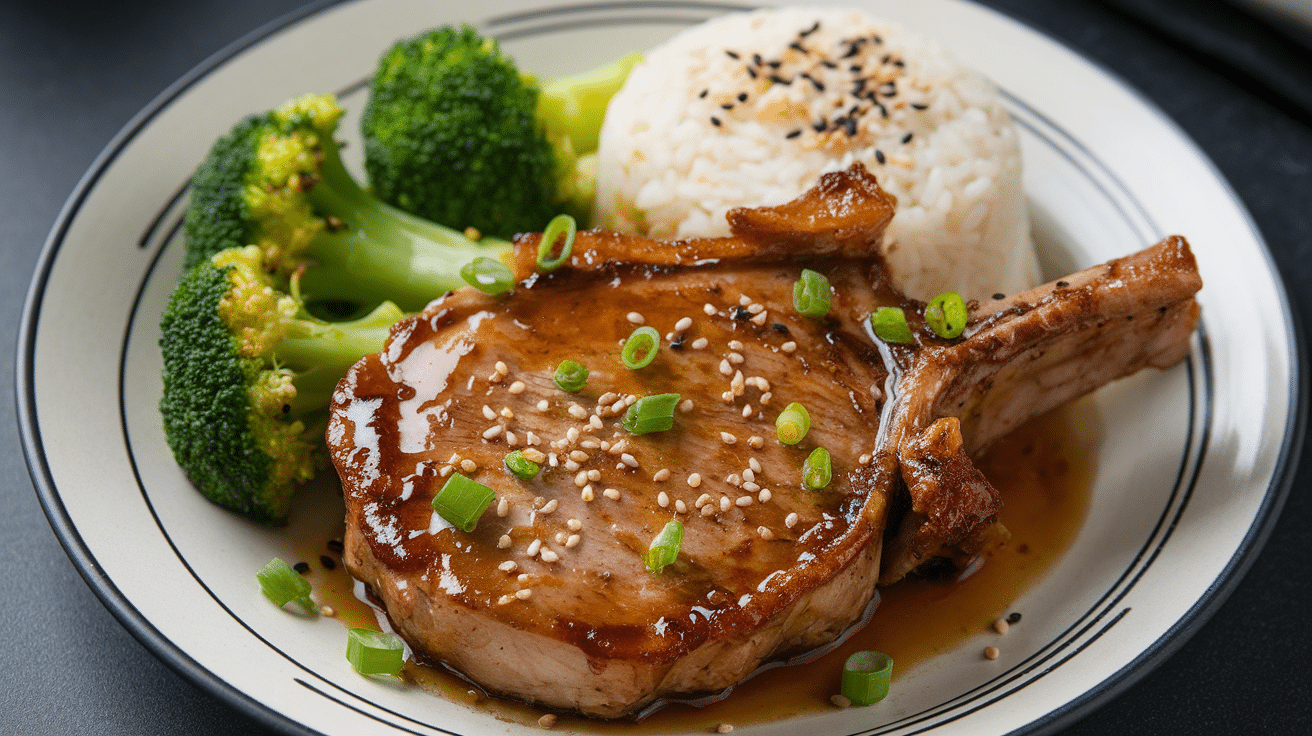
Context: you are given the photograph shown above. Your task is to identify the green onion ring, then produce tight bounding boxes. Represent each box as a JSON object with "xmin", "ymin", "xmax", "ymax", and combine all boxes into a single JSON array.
[
  {"xmin": 925, "ymin": 291, "xmax": 968, "ymax": 339},
  {"xmin": 841, "ymin": 651, "xmax": 893, "ymax": 705},
  {"xmin": 645, "ymin": 520, "xmax": 685, "ymax": 572},
  {"xmin": 431, "ymin": 473, "xmax": 495, "ymax": 532},
  {"xmin": 621, "ymin": 325, "xmax": 661, "ymax": 369},
  {"xmin": 459, "ymin": 256, "xmax": 514, "ymax": 295},
  {"xmin": 346, "ymin": 628, "xmax": 406, "ymax": 676},
  {"xmin": 870, "ymin": 306, "xmax": 914, "ymax": 344},
  {"xmin": 537, "ymin": 213, "xmax": 577, "ymax": 271},
  {"xmin": 256, "ymin": 557, "xmax": 316, "ymax": 611},
  {"xmin": 504, "ymin": 450, "xmax": 540, "ymax": 480},
  {"xmin": 793, "ymin": 268, "xmax": 832, "ymax": 319},
  {"xmin": 622, "ymin": 393, "xmax": 681, "ymax": 435},
  {"xmin": 802, "ymin": 447, "xmax": 832, "ymax": 490},
  {"xmin": 553, "ymin": 360, "xmax": 589, "ymax": 393},
  {"xmin": 775, "ymin": 402, "xmax": 811, "ymax": 445}
]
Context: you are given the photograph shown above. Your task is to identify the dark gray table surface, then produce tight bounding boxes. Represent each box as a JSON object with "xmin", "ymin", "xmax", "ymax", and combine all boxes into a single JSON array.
[{"xmin": 3, "ymin": 0, "xmax": 1309, "ymax": 733}]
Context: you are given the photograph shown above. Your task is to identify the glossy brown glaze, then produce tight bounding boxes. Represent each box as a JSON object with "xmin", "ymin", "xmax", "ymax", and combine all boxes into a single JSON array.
[{"xmin": 327, "ymin": 164, "xmax": 1202, "ymax": 717}]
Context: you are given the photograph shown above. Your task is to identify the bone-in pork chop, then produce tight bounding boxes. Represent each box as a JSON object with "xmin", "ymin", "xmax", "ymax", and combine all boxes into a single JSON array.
[{"xmin": 327, "ymin": 164, "xmax": 1201, "ymax": 717}]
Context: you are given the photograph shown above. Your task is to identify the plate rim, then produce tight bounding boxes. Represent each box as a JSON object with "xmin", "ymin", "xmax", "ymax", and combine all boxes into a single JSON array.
[{"xmin": 14, "ymin": 1, "xmax": 1306, "ymax": 735}]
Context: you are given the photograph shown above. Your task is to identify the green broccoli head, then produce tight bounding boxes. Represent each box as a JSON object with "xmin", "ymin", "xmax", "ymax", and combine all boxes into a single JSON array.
[
  {"xmin": 361, "ymin": 26, "xmax": 560, "ymax": 238},
  {"xmin": 159, "ymin": 245, "xmax": 402, "ymax": 524}
]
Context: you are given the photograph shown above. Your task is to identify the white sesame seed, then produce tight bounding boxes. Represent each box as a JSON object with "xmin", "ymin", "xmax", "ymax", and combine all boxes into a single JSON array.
[
  {"xmin": 555, "ymin": 531, "xmax": 567, "ymax": 545},
  {"xmin": 581, "ymin": 438, "xmax": 601, "ymax": 450},
  {"xmin": 495, "ymin": 361, "xmax": 509, "ymax": 375},
  {"xmin": 748, "ymin": 435, "xmax": 764, "ymax": 449},
  {"xmin": 497, "ymin": 595, "xmax": 513, "ymax": 606},
  {"xmin": 540, "ymin": 549, "xmax": 560, "ymax": 563},
  {"xmin": 603, "ymin": 488, "xmax": 622, "ymax": 501},
  {"xmin": 522, "ymin": 448, "xmax": 546, "ymax": 463},
  {"xmin": 548, "ymin": 453, "xmax": 559, "ymax": 467},
  {"xmin": 515, "ymin": 588, "xmax": 532, "ymax": 600},
  {"xmin": 653, "ymin": 468, "xmax": 671, "ymax": 482},
  {"xmin": 626, "ymin": 312, "xmax": 645, "ymax": 324},
  {"xmin": 859, "ymin": 453, "xmax": 872, "ymax": 465},
  {"xmin": 675, "ymin": 499, "xmax": 688, "ymax": 514},
  {"xmin": 482, "ymin": 405, "xmax": 497, "ymax": 420},
  {"xmin": 501, "ymin": 407, "xmax": 515, "ymax": 419},
  {"xmin": 590, "ymin": 415, "xmax": 604, "ymax": 430},
  {"xmin": 758, "ymin": 526, "xmax": 775, "ymax": 540},
  {"xmin": 736, "ymin": 496, "xmax": 753, "ymax": 507},
  {"xmin": 751, "ymin": 311, "xmax": 769, "ymax": 325},
  {"xmin": 607, "ymin": 439, "xmax": 627, "ymax": 456},
  {"xmin": 657, "ymin": 491, "xmax": 670, "ymax": 508},
  {"xmin": 830, "ymin": 694, "xmax": 851, "ymax": 708},
  {"xmin": 692, "ymin": 337, "xmax": 710, "ymax": 349},
  {"xmin": 719, "ymin": 496, "xmax": 732, "ymax": 512},
  {"xmin": 487, "ymin": 372, "xmax": 503, "ymax": 383},
  {"xmin": 483, "ymin": 425, "xmax": 503, "ymax": 439},
  {"xmin": 517, "ymin": 573, "xmax": 530, "ymax": 583},
  {"xmin": 721, "ymin": 390, "xmax": 735, "ymax": 402},
  {"xmin": 497, "ymin": 497, "xmax": 509, "ymax": 517},
  {"xmin": 719, "ymin": 359, "xmax": 733, "ymax": 376},
  {"xmin": 569, "ymin": 450, "xmax": 589, "ymax": 463},
  {"xmin": 994, "ymin": 618, "xmax": 1010, "ymax": 635},
  {"xmin": 498, "ymin": 560, "xmax": 518, "ymax": 573},
  {"xmin": 563, "ymin": 459, "xmax": 580, "ymax": 472},
  {"xmin": 536, "ymin": 399, "xmax": 549, "ymax": 411},
  {"xmin": 460, "ymin": 459, "xmax": 478, "ymax": 473},
  {"xmin": 498, "ymin": 534, "xmax": 512, "ymax": 549},
  {"xmin": 675, "ymin": 317, "xmax": 693, "ymax": 332},
  {"xmin": 758, "ymin": 489, "xmax": 772, "ymax": 503},
  {"xmin": 781, "ymin": 341, "xmax": 797, "ymax": 353},
  {"xmin": 540, "ymin": 499, "xmax": 558, "ymax": 514},
  {"xmin": 574, "ymin": 471, "xmax": 588, "ymax": 488},
  {"xmin": 754, "ymin": 377, "xmax": 772, "ymax": 392},
  {"xmin": 568, "ymin": 405, "xmax": 587, "ymax": 420},
  {"xmin": 731, "ymin": 371, "xmax": 745, "ymax": 396},
  {"xmin": 449, "ymin": 452, "xmax": 463, "ymax": 465},
  {"xmin": 438, "ymin": 464, "xmax": 455, "ymax": 478},
  {"xmin": 587, "ymin": 469, "xmax": 601, "ymax": 482},
  {"xmin": 620, "ymin": 453, "xmax": 639, "ymax": 468},
  {"xmin": 748, "ymin": 457, "xmax": 762, "ymax": 473},
  {"xmin": 566, "ymin": 426, "xmax": 581, "ymax": 442},
  {"xmin": 760, "ymin": 392, "xmax": 772, "ymax": 405},
  {"xmin": 610, "ymin": 399, "xmax": 627, "ymax": 414},
  {"xmin": 984, "ymin": 646, "xmax": 1000, "ymax": 660},
  {"xmin": 679, "ymin": 399, "xmax": 694, "ymax": 412},
  {"xmin": 785, "ymin": 512, "xmax": 799, "ymax": 528},
  {"xmin": 742, "ymin": 468, "xmax": 755, "ymax": 483},
  {"xmin": 566, "ymin": 534, "xmax": 581, "ymax": 548},
  {"xmin": 581, "ymin": 486, "xmax": 594, "ymax": 502},
  {"xmin": 508, "ymin": 381, "xmax": 526, "ymax": 395},
  {"xmin": 728, "ymin": 352, "xmax": 745, "ymax": 364},
  {"xmin": 567, "ymin": 518, "xmax": 582, "ymax": 531},
  {"xmin": 739, "ymin": 295, "xmax": 752, "ymax": 306},
  {"xmin": 703, "ymin": 303, "xmax": 717, "ymax": 315},
  {"xmin": 720, "ymin": 432, "xmax": 737, "ymax": 445},
  {"xmin": 742, "ymin": 404, "xmax": 753, "ymax": 418},
  {"xmin": 701, "ymin": 504, "xmax": 716, "ymax": 517},
  {"xmin": 742, "ymin": 481, "xmax": 761, "ymax": 493},
  {"xmin": 726, "ymin": 474, "xmax": 741, "ymax": 487},
  {"xmin": 525, "ymin": 539, "xmax": 542, "ymax": 556},
  {"xmin": 688, "ymin": 473, "xmax": 702, "ymax": 488},
  {"xmin": 747, "ymin": 303, "xmax": 765, "ymax": 315},
  {"xmin": 695, "ymin": 493, "xmax": 712, "ymax": 508}
]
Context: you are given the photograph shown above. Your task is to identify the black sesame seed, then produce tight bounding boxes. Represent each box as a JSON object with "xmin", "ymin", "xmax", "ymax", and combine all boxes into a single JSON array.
[
  {"xmin": 785, "ymin": 129, "xmax": 802, "ymax": 139},
  {"xmin": 881, "ymin": 54, "xmax": 890, "ymax": 64},
  {"xmin": 752, "ymin": 52, "xmax": 763, "ymax": 67},
  {"xmin": 721, "ymin": 103, "xmax": 735, "ymax": 110},
  {"xmin": 768, "ymin": 59, "xmax": 782, "ymax": 69},
  {"xmin": 852, "ymin": 78, "xmax": 868, "ymax": 95},
  {"xmin": 789, "ymin": 41, "xmax": 808, "ymax": 54},
  {"xmin": 875, "ymin": 102, "xmax": 888, "ymax": 118},
  {"xmin": 1007, "ymin": 612, "xmax": 1022, "ymax": 624},
  {"xmin": 871, "ymin": 35, "xmax": 883, "ymax": 44},
  {"xmin": 821, "ymin": 60, "xmax": 837, "ymax": 69},
  {"xmin": 710, "ymin": 116, "xmax": 722, "ymax": 127},
  {"xmin": 725, "ymin": 49, "xmax": 740, "ymax": 59},
  {"xmin": 902, "ymin": 132, "xmax": 913, "ymax": 144},
  {"xmin": 893, "ymin": 59, "xmax": 905, "ymax": 68},
  {"xmin": 731, "ymin": 306, "xmax": 751, "ymax": 320},
  {"xmin": 800, "ymin": 20, "xmax": 820, "ymax": 37},
  {"xmin": 850, "ymin": 64, "xmax": 863, "ymax": 73},
  {"xmin": 737, "ymin": 92, "xmax": 748, "ymax": 102},
  {"xmin": 772, "ymin": 323, "xmax": 790, "ymax": 334},
  {"xmin": 670, "ymin": 335, "xmax": 686, "ymax": 350},
  {"xmin": 293, "ymin": 561, "xmax": 310, "ymax": 574},
  {"xmin": 875, "ymin": 149, "xmax": 885, "ymax": 164},
  {"xmin": 800, "ymin": 72, "xmax": 824, "ymax": 91},
  {"xmin": 992, "ymin": 292, "xmax": 1006, "ymax": 300},
  {"xmin": 911, "ymin": 102, "xmax": 929, "ymax": 110},
  {"xmin": 813, "ymin": 119, "xmax": 828, "ymax": 132},
  {"xmin": 771, "ymin": 74, "xmax": 791, "ymax": 85},
  {"xmin": 1056, "ymin": 280, "xmax": 1070, "ymax": 288},
  {"xmin": 319, "ymin": 555, "xmax": 336, "ymax": 570},
  {"xmin": 327, "ymin": 539, "xmax": 345, "ymax": 554},
  {"xmin": 843, "ymin": 117, "xmax": 858, "ymax": 136},
  {"xmin": 747, "ymin": 66, "xmax": 758, "ymax": 79},
  {"xmin": 699, "ymin": 88, "xmax": 709, "ymax": 98}
]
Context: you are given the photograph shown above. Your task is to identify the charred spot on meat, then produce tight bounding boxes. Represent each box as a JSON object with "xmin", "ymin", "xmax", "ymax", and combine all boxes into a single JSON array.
[{"xmin": 327, "ymin": 164, "xmax": 1201, "ymax": 717}]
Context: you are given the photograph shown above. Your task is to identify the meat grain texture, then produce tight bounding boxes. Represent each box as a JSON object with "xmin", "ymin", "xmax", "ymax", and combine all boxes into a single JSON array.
[{"xmin": 327, "ymin": 165, "xmax": 1201, "ymax": 717}]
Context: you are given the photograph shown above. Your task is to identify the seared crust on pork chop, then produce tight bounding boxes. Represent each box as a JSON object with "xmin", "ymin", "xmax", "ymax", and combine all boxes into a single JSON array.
[{"xmin": 327, "ymin": 165, "xmax": 1202, "ymax": 717}]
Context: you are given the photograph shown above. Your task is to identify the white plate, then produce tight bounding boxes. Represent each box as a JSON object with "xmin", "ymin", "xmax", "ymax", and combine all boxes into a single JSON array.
[{"xmin": 18, "ymin": 1, "xmax": 1302, "ymax": 734}]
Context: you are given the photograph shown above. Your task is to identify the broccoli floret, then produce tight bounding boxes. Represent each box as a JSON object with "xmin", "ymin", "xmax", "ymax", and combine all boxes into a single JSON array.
[
  {"xmin": 361, "ymin": 26, "xmax": 639, "ymax": 236},
  {"xmin": 159, "ymin": 245, "xmax": 403, "ymax": 524},
  {"xmin": 183, "ymin": 92, "xmax": 510, "ymax": 313}
]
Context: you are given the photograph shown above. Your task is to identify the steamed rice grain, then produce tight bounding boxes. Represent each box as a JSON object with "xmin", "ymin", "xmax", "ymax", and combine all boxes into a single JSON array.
[{"xmin": 594, "ymin": 6, "xmax": 1040, "ymax": 301}]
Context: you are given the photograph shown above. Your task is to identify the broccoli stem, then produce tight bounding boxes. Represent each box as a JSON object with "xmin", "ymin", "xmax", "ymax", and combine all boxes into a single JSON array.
[
  {"xmin": 537, "ymin": 51, "xmax": 643, "ymax": 157},
  {"xmin": 297, "ymin": 141, "xmax": 513, "ymax": 311}
]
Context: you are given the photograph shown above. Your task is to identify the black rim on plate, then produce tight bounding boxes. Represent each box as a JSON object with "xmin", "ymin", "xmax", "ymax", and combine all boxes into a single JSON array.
[{"xmin": 15, "ymin": 2, "xmax": 1307, "ymax": 735}]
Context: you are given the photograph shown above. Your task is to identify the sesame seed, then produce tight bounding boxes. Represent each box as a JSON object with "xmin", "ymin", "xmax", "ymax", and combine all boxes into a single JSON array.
[
  {"xmin": 750, "ymin": 310, "xmax": 770, "ymax": 326},
  {"xmin": 497, "ymin": 595, "xmax": 513, "ymax": 606},
  {"xmin": 581, "ymin": 485, "xmax": 595, "ymax": 502},
  {"xmin": 658, "ymin": 491, "xmax": 670, "ymax": 508},
  {"xmin": 540, "ymin": 549, "xmax": 560, "ymax": 563},
  {"xmin": 574, "ymin": 471, "xmax": 589, "ymax": 488},
  {"xmin": 508, "ymin": 381, "xmax": 526, "ymax": 394},
  {"xmin": 727, "ymin": 352, "xmax": 745, "ymax": 364},
  {"xmin": 563, "ymin": 460, "xmax": 580, "ymax": 472},
  {"xmin": 526, "ymin": 432, "xmax": 541, "ymax": 446},
  {"xmin": 536, "ymin": 400, "xmax": 549, "ymax": 411},
  {"xmin": 719, "ymin": 496, "xmax": 732, "ymax": 512},
  {"xmin": 523, "ymin": 448, "xmax": 546, "ymax": 463},
  {"xmin": 785, "ymin": 512, "xmax": 799, "ymax": 529},
  {"xmin": 581, "ymin": 438, "xmax": 601, "ymax": 450},
  {"xmin": 716, "ymin": 724, "xmax": 734, "ymax": 734},
  {"xmin": 695, "ymin": 493, "xmax": 713, "ymax": 508},
  {"xmin": 568, "ymin": 518, "xmax": 582, "ymax": 531},
  {"xmin": 692, "ymin": 337, "xmax": 710, "ymax": 349},
  {"xmin": 610, "ymin": 399, "xmax": 626, "ymax": 414},
  {"xmin": 749, "ymin": 457, "xmax": 762, "ymax": 472},
  {"xmin": 587, "ymin": 469, "xmax": 601, "ymax": 482},
  {"xmin": 781, "ymin": 341, "xmax": 797, "ymax": 353},
  {"xmin": 620, "ymin": 453, "xmax": 639, "ymax": 468},
  {"xmin": 487, "ymin": 372, "xmax": 503, "ymax": 383},
  {"xmin": 748, "ymin": 436, "xmax": 765, "ymax": 449},
  {"xmin": 675, "ymin": 317, "xmax": 693, "ymax": 332},
  {"xmin": 984, "ymin": 646, "xmax": 1000, "ymax": 660},
  {"xmin": 758, "ymin": 489, "xmax": 772, "ymax": 503},
  {"xmin": 653, "ymin": 468, "xmax": 671, "ymax": 482},
  {"xmin": 675, "ymin": 499, "xmax": 688, "ymax": 513},
  {"xmin": 525, "ymin": 539, "xmax": 542, "ymax": 556},
  {"xmin": 721, "ymin": 432, "xmax": 738, "ymax": 445},
  {"xmin": 566, "ymin": 427, "xmax": 580, "ymax": 443},
  {"xmin": 569, "ymin": 450, "xmax": 589, "ymax": 463},
  {"xmin": 590, "ymin": 415, "xmax": 604, "ymax": 430},
  {"xmin": 539, "ymin": 713, "xmax": 557, "ymax": 728},
  {"xmin": 859, "ymin": 453, "xmax": 872, "ymax": 465},
  {"xmin": 517, "ymin": 573, "xmax": 529, "ymax": 583},
  {"xmin": 747, "ymin": 303, "xmax": 765, "ymax": 315},
  {"xmin": 566, "ymin": 534, "xmax": 581, "ymax": 548},
  {"xmin": 603, "ymin": 488, "xmax": 622, "ymax": 501},
  {"xmin": 703, "ymin": 303, "xmax": 717, "ymax": 316},
  {"xmin": 994, "ymin": 618, "xmax": 1010, "ymax": 635},
  {"xmin": 701, "ymin": 504, "xmax": 716, "ymax": 517},
  {"xmin": 742, "ymin": 468, "xmax": 755, "ymax": 483},
  {"xmin": 742, "ymin": 481, "xmax": 761, "ymax": 493},
  {"xmin": 739, "ymin": 295, "xmax": 752, "ymax": 306},
  {"xmin": 505, "ymin": 431, "xmax": 519, "ymax": 447},
  {"xmin": 830, "ymin": 694, "xmax": 851, "ymax": 708},
  {"xmin": 555, "ymin": 532, "xmax": 567, "ymax": 545},
  {"xmin": 680, "ymin": 399, "xmax": 694, "ymax": 413},
  {"xmin": 540, "ymin": 499, "xmax": 558, "ymax": 514},
  {"xmin": 500, "ymin": 407, "xmax": 515, "ymax": 419},
  {"xmin": 497, "ymin": 497, "xmax": 509, "ymax": 517},
  {"xmin": 710, "ymin": 116, "xmax": 722, "ymax": 127},
  {"xmin": 719, "ymin": 359, "xmax": 733, "ymax": 376},
  {"xmin": 760, "ymin": 392, "xmax": 772, "ymax": 405},
  {"xmin": 548, "ymin": 453, "xmax": 559, "ymax": 467},
  {"xmin": 495, "ymin": 361, "xmax": 509, "ymax": 375},
  {"xmin": 757, "ymin": 526, "xmax": 774, "ymax": 540},
  {"xmin": 460, "ymin": 459, "xmax": 477, "ymax": 473},
  {"xmin": 516, "ymin": 588, "xmax": 533, "ymax": 600},
  {"xmin": 736, "ymin": 496, "xmax": 753, "ymax": 507},
  {"xmin": 498, "ymin": 534, "xmax": 512, "ymax": 549},
  {"xmin": 627, "ymin": 312, "xmax": 645, "ymax": 324},
  {"xmin": 721, "ymin": 390, "xmax": 734, "ymax": 402},
  {"xmin": 753, "ymin": 377, "xmax": 771, "ymax": 392},
  {"xmin": 608, "ymin": 439, "xmax": 628, "ymax": 455},
  {"xmin": 482, "ymin": 405, "xmax": 497, "ymax": 420},
  {"xmin": 568, "ymin": 405, "xmax": 587, "ymax": 420},
  {"xmin": 498, "ymin": 560, "xmax": 518, "ymax": 573},
  {"xmin": 742, "ymin": 404, "xmax": 753, "ymax": 418},
  {"xmin": 688, "ymin": 473, "xmax": 703, "ymax": 488},
  {"xmin": 731, "ymin": 372, "xmax": 746, "ymax": 396},
  {"xmin": 439, "ymin": 465, "xmax": 454, "ymax": 478},
  {"xmin": 727, "ymin": 473, "xmax": 742, "ymax": 486}
]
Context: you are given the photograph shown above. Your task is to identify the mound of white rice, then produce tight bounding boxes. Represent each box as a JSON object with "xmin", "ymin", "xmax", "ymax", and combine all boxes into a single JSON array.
[{"xmin": 594, "ymin": 6, "xmax": 1039, "ymax": 301}]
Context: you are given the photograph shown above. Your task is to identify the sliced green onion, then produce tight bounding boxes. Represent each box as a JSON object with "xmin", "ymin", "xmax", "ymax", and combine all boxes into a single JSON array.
[
  {"xmin": 459, "ymin": 256, "xmax": 514, "ymax": 295},
  {"xmin": 842, "ymin": 651, "xmax": 893, "ymax": 705},
  {"xmin": 554, "ymin": 359, "xmax": 589, "ymax": 393},
  {"xmin": 504, "ymin": 450, "xmax": 540, "ymax": 480},
  {"xmin": 346, "ymin": 627, "xmax": 405, "ymax": 676},
  {"xmin": 257, "ymin": 557, "xmax": 316, "ymax": 611},
  {"xmin": 793, "ymin": 268, "xmax": 832, "ymax": 319},
  {"xmin": 775, "ymin": 402, "xmax": 811, "ymax": 445},
  {"xmin": 803, "ymin": 447, "xmax": 832, "ymax": 490},
  {"xmin": 645, "ymin": 520, "xmax": 685, "ymax": 572},
  {"xmin": 431, "ymin": 473, "xmax": 495, "ymax": 532},
  {"xmin": 537, "ymin": 213, "xmax": 577, "ymax": 271},
  {"xmin": 925, "ymin": 292, "xmax": 968, "ymax": 339},
  {"xmin": 622, "ymin": 393, "xmax": 681, "ymax": 434},
  {"xmin": 871, "ymin": 306, "xmax": 914, "ymax": 344},
  {"xmin": 621, "ymin": 326, "xmax": 661, "ymax": 369}
]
